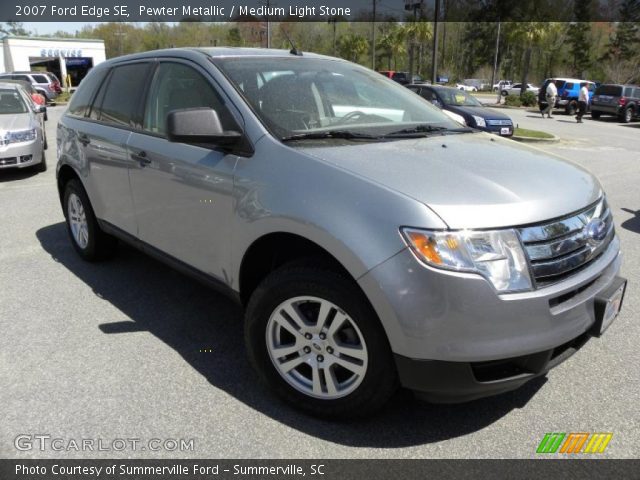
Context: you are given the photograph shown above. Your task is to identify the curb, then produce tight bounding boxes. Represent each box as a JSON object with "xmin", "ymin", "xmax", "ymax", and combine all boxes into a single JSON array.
[{"xmin": 511, "ymin": 134, "xmax": 560, "ymax": 143}]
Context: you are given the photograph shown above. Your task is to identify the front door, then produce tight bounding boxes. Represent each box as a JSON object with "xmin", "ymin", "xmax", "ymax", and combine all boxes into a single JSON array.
[{"xmin": 127, "ymin": 60, "xmax": 240, "ymax": 282}]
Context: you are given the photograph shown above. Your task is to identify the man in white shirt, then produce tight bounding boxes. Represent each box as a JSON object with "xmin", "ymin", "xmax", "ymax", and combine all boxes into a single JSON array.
[
  {"xmin": 576, "ymin": 83, "xmax": 589, "ymax": 123},
  {"xmin": 542, "ymin": 80, "xmax": 557, "ymax": 118}
]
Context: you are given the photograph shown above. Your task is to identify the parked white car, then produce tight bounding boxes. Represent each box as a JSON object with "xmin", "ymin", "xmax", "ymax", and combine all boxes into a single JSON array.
[
  {"xmin": 493, "ymin": 80, "xmax": 512, "ymax": 92},
  {"xmin": 501, "ymin": 83, "xmax": 539, "ymax": 96},
  {"xmin": 456, "ymin": 83, "xmax": 477, "ymax": 92}
]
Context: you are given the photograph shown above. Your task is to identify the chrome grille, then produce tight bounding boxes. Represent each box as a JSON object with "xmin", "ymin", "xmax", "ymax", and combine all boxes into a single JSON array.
[
  {"xmin": 486, "ymin": 119, "xmax": 513, "ymax": 126},
  {"xmin": 519, "ymin": 198, "xmax": 614, "ymax": 287}
]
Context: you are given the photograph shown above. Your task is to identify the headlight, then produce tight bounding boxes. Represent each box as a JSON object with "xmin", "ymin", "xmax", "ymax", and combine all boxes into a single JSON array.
[
  {"xmin": 401, "ymin": 228, "xmax": 532, "ymax": 293},
  {"xmin": 9, "ymin": 129, "xmax": 37, "ymax": 144},
  {"xmin": 472, "ymin": 115, "xmax": 486, "ymax": 127}
]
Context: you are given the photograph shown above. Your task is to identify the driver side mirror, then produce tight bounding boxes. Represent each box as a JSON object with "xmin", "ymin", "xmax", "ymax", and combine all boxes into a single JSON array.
[
  {"xmin": 431, "ymin": 99, "xmax": 442, "ymax": 108},
  {"xmin": 34, "ymin": 104, "xmax": 46, "ymax": 114},
  {"xmin": 167, "ymin": 108, "xmax": 241, "ymax": 145}
]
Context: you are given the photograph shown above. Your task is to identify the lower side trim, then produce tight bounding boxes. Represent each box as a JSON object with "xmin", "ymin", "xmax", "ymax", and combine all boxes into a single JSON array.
[{"xmin": 98, "ymin": 220, "xmax": 241, "ymax": 305}]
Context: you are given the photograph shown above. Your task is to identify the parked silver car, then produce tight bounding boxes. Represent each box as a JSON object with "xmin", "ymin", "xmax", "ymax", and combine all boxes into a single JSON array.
[
  {"xmin": 56, "ymin": 49, "xmax": 625, "ymax": 418},
  {"xmin": 0, "ymin": 82, "xmax": 47, "ymax": 172}
]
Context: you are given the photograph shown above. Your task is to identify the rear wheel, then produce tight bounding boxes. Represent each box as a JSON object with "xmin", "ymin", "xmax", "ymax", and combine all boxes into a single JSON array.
[
  {"xmin": 621, "ymin": 107, "xmax": 634, "ymax": 123},
  {"xmin": 566, "ymin": 101, "xmax": 577, "ymax": 116},
  {"xmin": 245, "ymin": 260, "xmax": 398, "ymax": 419},
  {"xmin": 501, "ymin": 90, "xmax": 508, "ymax": 97},
  {"xmin": 63, "ymin": 179, "xmax": 117, "ymax": 261},
  {"xmin": 591, "ymin": 110, "xmax": 601, "ymax": 119}
]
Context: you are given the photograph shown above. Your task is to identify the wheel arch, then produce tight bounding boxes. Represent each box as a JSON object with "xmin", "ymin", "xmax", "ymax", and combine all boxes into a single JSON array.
[{"xmin": 238, "ymin": 232, "xmax": 355, "ymax": 307}]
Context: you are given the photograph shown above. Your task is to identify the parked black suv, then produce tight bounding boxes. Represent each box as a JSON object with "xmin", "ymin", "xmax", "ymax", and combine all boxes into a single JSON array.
[{"xmin": 591, "ymin": 84, "xmax": 639, "ymax": 123}]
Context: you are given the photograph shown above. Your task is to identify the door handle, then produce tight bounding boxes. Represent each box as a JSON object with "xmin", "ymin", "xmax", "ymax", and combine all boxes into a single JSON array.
[
  {"xmin": 131, "ymin": 150, "xmax": 151, "ymax": 167},
  {"xmin": 77, "ymin": 133, "xmax": 90, "ymax": 146}
]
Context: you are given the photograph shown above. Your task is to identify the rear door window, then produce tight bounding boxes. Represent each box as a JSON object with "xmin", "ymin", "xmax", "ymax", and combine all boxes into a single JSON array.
[
  {"xmin": 31, "ymin": 74, "xmax": 49, "ymax": 84},
  {"xmin": 623, "ymin": 87, "xmax": 633, "ymax": 97},
  {"xmin": 67, "ymin": 68, "xmax": 109, "ymax": 117},
  {"xmin": 90, "ymin": 63, "xmax": 151, "ymax": 128}
]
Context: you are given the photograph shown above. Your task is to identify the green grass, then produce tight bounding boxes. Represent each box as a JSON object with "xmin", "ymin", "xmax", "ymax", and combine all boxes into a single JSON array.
[{"xmin": 514, "ymin": 127, "xmax": 554, "ymax": 139}]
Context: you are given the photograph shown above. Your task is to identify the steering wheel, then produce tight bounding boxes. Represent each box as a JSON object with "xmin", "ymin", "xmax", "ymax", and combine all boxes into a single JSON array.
[{"xmin": 336, "ymin": 110, "xmax": 367, "ymax": 125}]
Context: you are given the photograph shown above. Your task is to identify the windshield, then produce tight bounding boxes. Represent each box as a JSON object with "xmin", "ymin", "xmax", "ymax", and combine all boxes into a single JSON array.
[
  {"xmin": 437, "ymin": 89, "xmax": 482, "ymax": 106},
  {"xmin": 214, "ymin": 57, "xmax": 459, "ymax": 140},
  {"xmin": 0, "ymin": 89, "xmax": 28, "ymax": 114}
]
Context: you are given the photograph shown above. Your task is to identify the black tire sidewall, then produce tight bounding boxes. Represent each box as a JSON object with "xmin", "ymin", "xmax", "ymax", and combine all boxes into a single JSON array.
[{"xmin": 245, "ymin": 264, "xmax": 397, "ymax": 418}]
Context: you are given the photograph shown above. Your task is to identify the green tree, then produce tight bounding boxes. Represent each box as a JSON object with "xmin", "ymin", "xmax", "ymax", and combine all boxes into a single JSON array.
[
  {"xmin": 337, "ymin": 34, "xmax": 368, "ymax": 62},
  {"xmin": 226, "ymin": 27, "xmax": 243, "ymax": 47},
  {"xmin": 567, "ymin": 0, "xmax": 593, "ymax": 78}
]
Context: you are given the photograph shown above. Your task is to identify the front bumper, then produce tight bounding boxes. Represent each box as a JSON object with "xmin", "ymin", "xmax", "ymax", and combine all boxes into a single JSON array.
[
  {"xmin": 395, "ymin": 275, "xmax": 625, "ymax": 403},
  {"xmin": 358, "ymin": 235, "xmax": 623, "ymax": 399},
  {"xmin": 0, "ymin": 138, "xmax": 44, "ymax": 169}
]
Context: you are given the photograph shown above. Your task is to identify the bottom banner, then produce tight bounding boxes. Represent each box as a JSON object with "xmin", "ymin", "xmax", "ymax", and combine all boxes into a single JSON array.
[{"xmin": 1, "ymin": 459, "xmax": 639, "ymax": 480}]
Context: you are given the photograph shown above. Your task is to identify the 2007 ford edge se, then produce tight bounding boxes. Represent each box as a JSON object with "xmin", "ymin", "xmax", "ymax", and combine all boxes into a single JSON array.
[{"xmin": 57, "ymin": 48, "xmax": 626, "ymax": 418}]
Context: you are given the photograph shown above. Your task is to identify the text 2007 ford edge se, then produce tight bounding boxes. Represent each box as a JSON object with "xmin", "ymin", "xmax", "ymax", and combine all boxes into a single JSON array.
[{"xmin": 56, "ymin": 48, "xmax": 626, "ymax": 418}]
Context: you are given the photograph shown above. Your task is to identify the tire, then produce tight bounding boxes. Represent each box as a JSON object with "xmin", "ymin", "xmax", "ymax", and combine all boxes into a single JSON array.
[
  {"xmin": 63, "ymin": 179, "xmax": 117, "ymax": 261},
  {"xmin": 501, "ymin": 90, "xmax": 508, "ymax": 97},
  {"xmin": 622, "ymin": 107, "xmax": 633, "ymax": 123},
  {"xmin": 591, "ymin": 110, "xmax": 601, "ymax": 119},
  {"xmin": 43, "ymin": 132, "xmax": 48, "ymax": 150},
  {"xmin": 245, "ymin": 260, "xmax": 398, "ymax": 419},
  {"xmin": 34, "ymin": 149, "xmax": 47, "ymax": 173},
  {"xmin": 566, "ymin": 101, "xmax": 577, "ymax": 116}
]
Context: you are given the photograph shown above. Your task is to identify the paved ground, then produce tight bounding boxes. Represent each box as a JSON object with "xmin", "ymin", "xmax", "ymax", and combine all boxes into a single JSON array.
[{"xmin": 1, "ymin": 106, "xmax": 638, "ymax": 459}]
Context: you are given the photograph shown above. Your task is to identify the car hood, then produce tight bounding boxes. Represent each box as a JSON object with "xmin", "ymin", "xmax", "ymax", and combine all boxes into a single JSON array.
[
  {"xmin": 0, "ymin": 113, "xmax": 32, "ymax": 133},
  {"xmin": 445, "ymin": 105, "xmax": 511, "ymax": 121},
  {"xmin": 298, "ymin": 133, "xmax": 601, "ymax": 229}
]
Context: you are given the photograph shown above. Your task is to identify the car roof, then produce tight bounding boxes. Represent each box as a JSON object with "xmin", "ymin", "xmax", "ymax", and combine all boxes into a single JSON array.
[
  {"xmin": 551, "ymin": 78, "xmax": 595, "ymax": 84},
  {"xmin": 0, "ymin": 82, "xmax": 20, "ymax": 89},
  {"xmin": 95, "ymin": 47, "xmax": 342, "ymax": 70}
]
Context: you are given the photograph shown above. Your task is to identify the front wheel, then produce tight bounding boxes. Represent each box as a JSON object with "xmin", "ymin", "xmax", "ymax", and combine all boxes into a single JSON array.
[
  {"xmin": 245, "ymin": 261, "xmax": 398, "ymax": 419},
  {"xmin": 566, "ymin": 101, "xmax": 577, "ymax": 116},
  {"xmin": 501, "ymin": 90, "xmax": 508, "ymax": 97},
  {"xmin": 63, "ymin": 179, "xmax": 117, "ymax": 261},
  {"xmin": 34, "ymin": 150, "xmax": 47, "ymax": 173},
  {"xmin": 591, "ymin": 110, "xmax": 601, "ymax": 119}
]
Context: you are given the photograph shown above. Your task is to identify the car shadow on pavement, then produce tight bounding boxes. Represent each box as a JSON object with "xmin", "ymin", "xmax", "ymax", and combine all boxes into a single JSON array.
[
  {"xmin": 621, "ymin": 208, "xmax": 640, "ymax": 234},
  {"xmin": 0, "ymin": 169, "xmax": 39, "ymax": 183},
  {"xmin": 36, "ymin": 222, "xmax": 546, "ymax": 448}
]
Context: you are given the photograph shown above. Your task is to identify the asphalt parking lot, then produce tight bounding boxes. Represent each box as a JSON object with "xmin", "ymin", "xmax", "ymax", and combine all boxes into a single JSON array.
[{"xmin": 1, "ymin": 105, "xmax": 638, "ymax": 459}]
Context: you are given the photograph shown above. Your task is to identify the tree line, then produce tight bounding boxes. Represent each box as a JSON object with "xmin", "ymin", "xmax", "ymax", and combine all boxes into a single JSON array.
[{"xmin": 3, "ymin": 13, "xmax": 639, "ymax": 85}]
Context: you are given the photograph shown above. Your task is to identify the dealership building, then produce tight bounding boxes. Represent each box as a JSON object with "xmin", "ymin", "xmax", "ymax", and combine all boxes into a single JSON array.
[{"xmin": 1, "ymin": 36, "xmax": 106, "ymax": 87}]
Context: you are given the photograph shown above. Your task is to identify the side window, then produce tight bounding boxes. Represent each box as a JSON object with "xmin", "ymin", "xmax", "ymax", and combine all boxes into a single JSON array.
[
  {"xmin": 67, "ymin": 68, "xmax": 109, "ymax": 117},
  {"xmin": 421, "ymin": 89, "xmax": 435, "ymax": 101},
  {"xmin": 588, "ymin": 84, "xmax": 595, "ymax": 92},
  {"xmin": 633, "ymin": 88, "xmax": 640, "ymax": 99},
  {"xmin": 623, "ymin": 87, "xmax": 633, "ymax": 97},
  {"xmin": 91, "ymin": 63, "xmax": 150, "ymax": 127},
  {"xmin": 143, "ymin": 62, "xmax": 234, "ymax": 135},
  {"xmin": 13, "ymin": 75, "xmax": 30, "ymax": 82}
]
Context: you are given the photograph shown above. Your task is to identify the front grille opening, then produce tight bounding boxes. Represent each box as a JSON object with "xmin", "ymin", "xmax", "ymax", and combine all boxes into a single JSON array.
[
  {"xmin": 471, "ymin": 351, "xmax": 549, "ymax": 383},
  {"xmin": 549, "ymin": 278, "xmax": 598, "ymax": 308}
]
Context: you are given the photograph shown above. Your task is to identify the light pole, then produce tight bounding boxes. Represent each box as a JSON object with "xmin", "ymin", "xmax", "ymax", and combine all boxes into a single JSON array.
[{"xmin": 430, "ymin": 0, "xmax": 440, "ymax": 84}]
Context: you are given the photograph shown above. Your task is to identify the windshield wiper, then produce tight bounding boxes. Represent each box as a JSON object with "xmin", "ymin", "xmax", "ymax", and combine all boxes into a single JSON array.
[
  {"xmin": 281, "ymin": 130, "xmax": 381, "ymax": 142},
  {"xmin": 383, "ymin": 125, "xmax": 473, "ymax": 137}
]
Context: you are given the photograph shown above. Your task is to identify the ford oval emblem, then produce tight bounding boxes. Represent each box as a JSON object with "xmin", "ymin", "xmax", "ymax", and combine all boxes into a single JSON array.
[{"xmin": 585, "ymin": 218, "xmax": 607, "ymax": 245}]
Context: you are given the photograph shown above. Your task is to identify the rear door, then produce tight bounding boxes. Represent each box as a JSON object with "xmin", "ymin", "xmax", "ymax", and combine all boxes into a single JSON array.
[
  {"xmin": 80, "ymin": 62, "xmax": 153, "ymax": 235},
  {"xmin": 127, "ymin": 59, "xmax": 240, "ymax": 280}
]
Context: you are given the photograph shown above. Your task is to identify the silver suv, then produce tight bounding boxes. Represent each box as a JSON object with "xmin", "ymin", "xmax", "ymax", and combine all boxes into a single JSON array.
[{"xmin": 56, "ymin": 48, "xmax": 626, "ymax": 418}]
